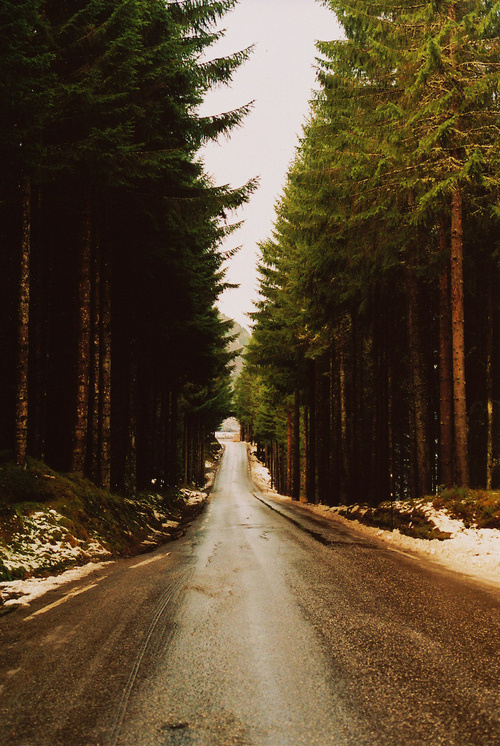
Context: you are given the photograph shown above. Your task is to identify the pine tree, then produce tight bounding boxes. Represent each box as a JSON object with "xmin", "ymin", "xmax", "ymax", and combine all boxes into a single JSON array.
[{"xmin": 0, "ymin": 0, "xmax": 255, "ymax": 496}]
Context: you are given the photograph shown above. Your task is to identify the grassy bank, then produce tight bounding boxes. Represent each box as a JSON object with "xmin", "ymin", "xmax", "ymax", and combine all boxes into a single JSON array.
[
  {"xmin": 337, "ymin": 487, "xmax": 500, "ymax": 538},
  {"xmin": 0, "ymin": 456, "xmax": 212, "ymax": 583}
]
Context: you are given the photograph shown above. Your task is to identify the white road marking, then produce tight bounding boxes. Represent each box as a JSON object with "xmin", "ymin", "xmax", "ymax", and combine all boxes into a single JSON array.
[
  {"xmin": 24, "ymin": 581, "xmax": 101, "ymax": 621},
  {"xmin": 129, "ymin": 553, "xmax": 169, "ymax": 569}
]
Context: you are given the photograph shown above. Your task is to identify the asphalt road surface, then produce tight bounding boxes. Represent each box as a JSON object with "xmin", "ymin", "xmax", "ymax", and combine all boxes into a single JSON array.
[{"xmin": 1, "ymin": 441, "xmax": 500, "ymax": 745}]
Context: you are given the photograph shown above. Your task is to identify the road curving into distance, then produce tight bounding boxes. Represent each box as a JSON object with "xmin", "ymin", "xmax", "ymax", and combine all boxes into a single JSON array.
[{"xmin": 1, "ymin": 441, "xmax": 500, "ymax": 745}]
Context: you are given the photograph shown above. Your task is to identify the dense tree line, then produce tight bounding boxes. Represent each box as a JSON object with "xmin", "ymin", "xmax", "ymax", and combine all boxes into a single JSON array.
[
  {"xmin": 0, "ymin": 0, "xmax": 254, "ymax": 492},
  {"xmin": 235, "ymin": 0, "xmax": 500, "ymax": 504}
]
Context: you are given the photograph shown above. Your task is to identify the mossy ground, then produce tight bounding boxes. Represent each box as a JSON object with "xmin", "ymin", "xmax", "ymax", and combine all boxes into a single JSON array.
[
  {"xmin": 337, "ymin": 487, "xmax": 500, "ymax": 538},
  {"xmin": 337, "ymin": 503, "xmax": 452, "ymax": 540},
  {"xmin": 431, "ymin": 486, "xmax": 500, "ymax": 529},
  {"xmin": 0, "ymin": 456, "xmax": 209, "ymax": 582}
]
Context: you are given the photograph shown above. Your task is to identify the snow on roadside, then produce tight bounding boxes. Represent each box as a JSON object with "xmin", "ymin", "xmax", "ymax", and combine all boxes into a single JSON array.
[
  {"xmin": 0, "ymin": 561, "xmax": 112, "ymax": 610},
  {"xmin": 248, "ymin": 448, "xmax": 500, "ymax": 589},
  {"xmin": 0, "ymin": 508, "xmax": 111, "ymax": 579},
  {"xmin": 180, "ymin": 487, "xmax": 208, "ymax": 507},
  {"xmin": 0, "ymin": 486, "xmax": 211, "ymax": 610}
]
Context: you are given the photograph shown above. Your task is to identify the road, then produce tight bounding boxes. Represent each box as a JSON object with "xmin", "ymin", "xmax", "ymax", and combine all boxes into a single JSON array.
[{"xmin": 1, "ymin": 441, "xmax": 500, "ymax": 745}]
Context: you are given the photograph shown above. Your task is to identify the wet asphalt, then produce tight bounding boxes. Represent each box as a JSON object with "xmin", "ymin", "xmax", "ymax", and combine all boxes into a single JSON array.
[{"xmin": 1, "ymin": 441, "xmax": 500, "ymax": 745}]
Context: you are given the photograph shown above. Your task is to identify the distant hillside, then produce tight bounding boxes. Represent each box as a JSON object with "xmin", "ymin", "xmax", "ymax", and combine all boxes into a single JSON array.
[{"xmin": 220, "ymin": 314, "xmax": 251, "ymax": 379}]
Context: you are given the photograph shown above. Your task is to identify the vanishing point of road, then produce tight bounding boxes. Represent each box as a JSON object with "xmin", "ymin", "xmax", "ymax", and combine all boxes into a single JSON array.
[{"xmin": 1, "ymin": 441, "xmax": 500, "ymax": 745}]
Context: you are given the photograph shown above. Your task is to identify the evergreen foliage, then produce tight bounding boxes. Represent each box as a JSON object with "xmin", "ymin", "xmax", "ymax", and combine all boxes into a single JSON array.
[
  {"xmin": 0, "ymin": 0, "xmax": 254, "ymax": 491},
  {"xmin": 237, "ymin": 0, "xmax": 500, "ymax": 503}
]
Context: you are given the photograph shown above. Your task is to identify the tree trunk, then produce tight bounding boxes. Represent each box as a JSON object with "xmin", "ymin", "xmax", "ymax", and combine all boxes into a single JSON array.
[
  {"xmin": 338, "ymin": 331, "xmax": 349, "ymax": 495},
  {"xmin": 438, "ymin": 224, "xmax": 454, "ymax": 488},
  {"xmin": 448, "ymin": 3, "xmax": 469, "ymax": 487},
  {"xmin": 406, "ymin": 265, "xmax": 431, "ymax": 496},
  {"xmin": 15, "ymin": 178, "xmax": 31, "ymax": 467},
  {"xmin": 72, "ymin": 190, "xmax": 92, "ymax": 474},
  {"xmin": 124, "ymin": 343, "xmax": 137, "ymax": 494},
  {"xmin": 165, "ymin": 390, "xmax": 178, "ymax": 486},
  {"xmin": 306, "ymin": 359, "xmax": 317, "ymax": 503},
  {"xmin": 292, "ymin": 388, "xmax": 300, "ymax": 500},
  {"xmin": 90, "ymin": 239, "xmax": 101, "ymax": 480},
  {"xmin": 351, "ymin": 320, "xmax": 362, "ymax": 504},
  {"xmin": 450, "ymin": 184, "xmax": 469, "ymax": 486},
  {"xmin": 486, "ymin": 267, "xmax": 494, "ymax": 490},
  {"xmin": 370, "ymin": 295, "xmax": 391, "ymax": 505},
  {"xmin": 100, "ymin": 249, "xmax": 112, "ymax": 490},
  {"xmin": 30, "ymin": 184, "xmax": 48, "ymax": 461},
  {"xmin": 317, "ymin": 364, "xmax": 330, "ymax": 505},
  {"xmin": 286, "ymin": 406, "xmax": 292, "ymax": 496},
  {"xmin": 330, "ymin": 340, "xmax": 342, "ymax": 504}
]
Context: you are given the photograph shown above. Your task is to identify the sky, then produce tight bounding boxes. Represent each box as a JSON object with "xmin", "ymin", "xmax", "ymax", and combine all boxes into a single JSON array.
[{"xmin": 199, "ymin": 0, "xmax": 343, "ymax": 330}]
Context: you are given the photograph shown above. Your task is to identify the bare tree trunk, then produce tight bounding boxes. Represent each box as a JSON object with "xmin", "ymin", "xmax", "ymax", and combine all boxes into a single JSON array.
[
  {"xmin": 15, "ymin": 178, "xmax": 31, "ymax": 467},
  {"xmin": 72, "ymin": 190, "xmax": 92, "ymax": 474},
  {"xmin": 351, "ymin": 320, "xmax": 362, "ymax": 504},
  {"xmin": 90, "ymin": 239, "xmax": 101, "ymax": 480},
  {"xmin": 450, "ymin": 185, "xmax": 469, "ymax": 486},
  {"xmin": 306, "ymin": 359, "xmax": 316, "ymax": 503},
  {"xmin": 100, "ymin": 249, "xmax": 112, "ymax": 490},
  {"xmin": 329, "ymin": 343, "xmax": 341, "ymax": 505},
  {"xmin": 406, "ymin": 265, "xmax": 431, "ymax": 496},
  {"xmin": 486, "ymin": 268, "xmax": 494, "ymax": 489},
  {"xmin": 338, "ymin": 331, "xmax": 349, "ymax": 493},
  {"xmin": 373, "ymin": 301, "xmax": 391, "ymax": 504},
  {"xmin": 184, "ymin": 417, "xmax": 190, "ymax": 484},
  {"xmin": 317, "ymin": 365, "xmax": 330, "ymax": 505},
  {"xmin": 286, "ymin": 406, "xmax": 292, "ymax": 496},
  {"xmin": 438, "ymin": 222, "xmax": 454, "ymax": 488},
  {"xmin": 124, "ymin": 343, "xmax": 137, "ymax": 494},
  {"xmin": 292, "ymin": 388, "xmax": 300, "ymax": 500},
  {"xmin": 303, "ymin": 403, "xmax": 308, "ymax": 500},
  {"xmin": 448, "ymin": 3, "xmax": 469, "ymax": 487},
  {"xmin": 166, "ymin": 390, "xmax": 178, "ymax": 486},
  {"xmin": 30, "ymin": 184, "xmax": 48, "ymax": 460}
]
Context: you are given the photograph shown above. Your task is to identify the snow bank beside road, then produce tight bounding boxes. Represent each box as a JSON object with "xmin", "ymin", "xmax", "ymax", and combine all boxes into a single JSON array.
[
  {"xmin": 0, "ymin": 561, "xmax": 112, "ymax": 611},
  {"xmin": 249, "ymin": 448, "xmax": 500, "ymax": 589},
  {"xmin": 0, "ymin": 486, "xmax": 209, "ymax": 612}
]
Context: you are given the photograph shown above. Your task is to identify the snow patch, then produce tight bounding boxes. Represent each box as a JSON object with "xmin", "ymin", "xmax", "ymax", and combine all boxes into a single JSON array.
[
  {"xmin": 180, "ymin": 487, "xmax": 207, "ymax": 507},
  {"xmin": 0, "ymin": 508, "xmax": 110, "ymax": 580},
  {"xmin": 248, "ymin": 450, "xmax": 500, "ymax": 588},
  {"xmin": 0, "ymin": 561, "xmax": 112, "ymax": 609}
]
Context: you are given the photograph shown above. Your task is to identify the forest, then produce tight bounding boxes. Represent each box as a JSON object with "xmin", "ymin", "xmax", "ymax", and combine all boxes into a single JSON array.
[
  {"xmin": 0, "ymin": 0, "xmax": 254, "ymax": 494},
  {"xmin": 235, "ymin": 0, "xmax": 500, "ymax": 506}
]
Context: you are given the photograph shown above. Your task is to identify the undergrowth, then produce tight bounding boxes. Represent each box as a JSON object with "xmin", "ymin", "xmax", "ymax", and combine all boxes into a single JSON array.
[
  {"xmin": 0, "ymin": 456, "xmax": 209, "ymax": 582},
  {"xmin": 338, "ymin": 504, "xmax": 452, "ymax": 540},
  {"xmin": 432, "ymin": 486, "xmax": 500, "ymax": 529},
  {"xmin": 337, "ymin": 486, "xmax": 500, "ymax": 536}
]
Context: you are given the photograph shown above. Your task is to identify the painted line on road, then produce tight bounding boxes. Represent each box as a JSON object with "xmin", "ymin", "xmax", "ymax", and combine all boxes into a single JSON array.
[
  {"xmin": 129, "ymin": 553, "xmax": 170, "ymax": 569},
  {"xmin": 23, "ymin": 580, "xmax": 102, "ymax": 621}
]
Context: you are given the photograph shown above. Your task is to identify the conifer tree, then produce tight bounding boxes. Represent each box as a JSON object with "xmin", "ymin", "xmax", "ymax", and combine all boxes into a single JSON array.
[
  {"xmin": 0, "ymin": 0, "xmax": 255, "ymax": 495},
  {"xmin": 245, "ymin": 0, "xmax": 500, "ymax": 504}
]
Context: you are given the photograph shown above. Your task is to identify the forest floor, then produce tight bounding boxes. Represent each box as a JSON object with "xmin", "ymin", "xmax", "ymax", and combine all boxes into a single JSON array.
[
  {"xmin": 249, "ymin": 448, "xmax": 500, "ymax": 589},
  {"xmin": 0, "ymin": 446, "xmax": 222, "ymax": 611}
]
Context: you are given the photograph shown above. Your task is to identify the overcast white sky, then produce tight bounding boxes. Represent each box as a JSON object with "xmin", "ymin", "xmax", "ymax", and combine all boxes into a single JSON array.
[{"xmin": 199, "ymin": 1, "xmax": 343, "ymax": 330}]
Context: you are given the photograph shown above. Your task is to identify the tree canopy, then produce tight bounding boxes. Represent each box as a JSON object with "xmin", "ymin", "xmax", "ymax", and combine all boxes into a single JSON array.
[
  {"xmin": 0, "ymin": 0, "xmax": 255, "ymax": 491},
  {"xmin": 237, "ymin": 0, "xmax": 500, "ymax": 503}
]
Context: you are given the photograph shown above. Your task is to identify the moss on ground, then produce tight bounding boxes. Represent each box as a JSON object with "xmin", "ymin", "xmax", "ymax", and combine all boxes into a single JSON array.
[
  {"xmin": 337, "ymin": 487, "xmax": 500, "ymax": 537},
  {"xmin": 337, "ymin": 503, "xmax": 452, "ymax": 540},
  {"xmin": 0, "ymin": 457, "xmax": 209, "ymax": 582},
  {"xmin": 432, "ymin": 487, "xmax": 500, "ymax": 529}
]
